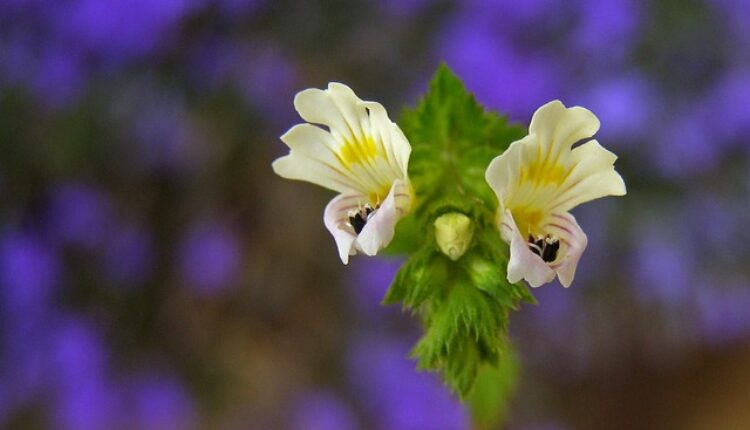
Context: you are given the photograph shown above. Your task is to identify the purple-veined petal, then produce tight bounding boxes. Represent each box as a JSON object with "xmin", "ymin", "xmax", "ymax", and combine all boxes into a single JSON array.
[
  {"xmin": 544, "ymin": 212, "xmax": 588, "ymax": 288},
  {"xmin": 323, "ymin": 194, "xmax": 362, "ymax": 264},
  {"xmin": 322, "ymin": 180, "xmax": 412, "ymax": 264}
]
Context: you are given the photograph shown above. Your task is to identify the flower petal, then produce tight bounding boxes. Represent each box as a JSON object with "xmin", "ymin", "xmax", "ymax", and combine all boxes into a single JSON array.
[
  {"xmin": 285, "ymin": 83, "xmax": 410, "ymax": 201},
  {"xmin": 273, "ymin": 124, "xmax": 363, "ymax": 194},
  {"xmin": 356, "ymin": 179, "xmax": 412, "ymax": 256},
  {"xmin": 485, "ymin": 101, "xmax": 606, "ymax": 213},
  {"xmin": 323, "ymin": 194, "xmax": 363, "ymax": 264},
  {"xmin": 485, "ymin": 136, "xmax": 527, "ymax": 204},
  {"xmin": 548, "ymin": 139, "xmax": 627, "ymax": 212},
  {"xmin": 294, "ymin": 83, "xmax": 369, "ymax": 143},
  {"xmin": 362, "ymin": 101, "xmax": 411, "ymax": 177},
  {"xmin": 543, "ymin": 212, "xmax": 588, "ymax": 288},
  {"xmin": 529, "ymin": 100, "xmax": 600, "ymax": 159},
  {"xmin": 502, "ymin": 210, "xmax": 556, "ymax": 288}
]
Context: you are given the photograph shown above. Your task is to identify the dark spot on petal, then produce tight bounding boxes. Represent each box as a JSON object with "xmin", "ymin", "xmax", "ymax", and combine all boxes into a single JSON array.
[
  {"xmin": 350, "ymin": 213, "xmax": 367, "ymax": 234},
  {"xmin": 541, "ymin": 240, "xmax": 560, "ymax": 262},
  {"xmin": 527, "ymin": 234, "xmax": 560, "ymax": 263},
  {"xmin": 349, "ymin": 204, "xmax": 377, "ymax": 235}
]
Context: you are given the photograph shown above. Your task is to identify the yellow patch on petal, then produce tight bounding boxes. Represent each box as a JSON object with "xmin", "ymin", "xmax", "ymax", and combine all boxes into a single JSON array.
[
  {"xmin": 519, "ymin": 160, "xmax": 570, "ymax": 187},
  {"xmin": 339, "ymin": 136, "xmax": 381, "ymax": 168}
]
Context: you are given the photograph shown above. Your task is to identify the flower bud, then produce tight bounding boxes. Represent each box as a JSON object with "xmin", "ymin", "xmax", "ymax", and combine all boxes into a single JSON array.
[{"xmin": 433, "ymin": 212, "xmax": 473, "ymax": 261}]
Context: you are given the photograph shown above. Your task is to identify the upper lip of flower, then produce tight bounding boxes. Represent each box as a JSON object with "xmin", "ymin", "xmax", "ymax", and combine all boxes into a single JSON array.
[
  {"xmin": 272, "ymin": 82, "xmax": 413, "ymax": 263},
  {"xmin": 486, "ymin": 100, "xmax": 626, "ymax": 287}
]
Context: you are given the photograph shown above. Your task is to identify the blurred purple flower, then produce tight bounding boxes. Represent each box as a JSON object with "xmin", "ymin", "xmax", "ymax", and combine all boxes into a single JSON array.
[
  {"xmin": 55, "ymin": 377, "xmax": 122, "ymax": 430},
  {"xmin": 188, "ymin": 41, "xmax": 296, "ymax": 123},
  {"xmin": 654, "ymin": 70, "xmax": 750, "ymax": 178},
  {"xmin": 178, "ymin": 221, "xmax": 241, "ymax": 295},
  {"xmin": 2, "ymin": 0, "xmax": 202, "ymax": 108},
  {"xmin": 3, "ymin": 324, "xmax": 52, "ymax": 407},
  {"xmin": 685, "ymin": 195, "xmax": 740, "ymax": 260},
  {"xmin": 704, "ymin": 71, "xmax": 750, "ymax": 148},
  {"xmin": 654, "ymin": 106, "xmax": 719, "ymax": 178},
  {"xmin": 122, "ymin": 85, "xmax": 209, "ymax": 173},
  {"xmin": 710, "ymin": 0, "xmax": 750, "ymax": 47},
  {"xmin": 438, "ymin": 22, "xmax": 561, "ymax": 121},
  {"xmin": 459, "ymin": 0, "xmax": 566, "ymax": 30},
  {"xmin": 30, "ymin": 47, "xmax": 86, "ymax": 108},
  {"xmin": 49, "ymin": 317, "xmax": 118, "ymax": 430},
  {"xmin": 50, "ymin": 318, "xmax": 109, "ymax": 388},
  {"xmin": 521, "ymin": 284, "xmax": 577, "ymax": 335},
  {"xmin": 102, "ymin": 224, "xmax": 155, "ymax": 286},
  {"xmin": 630, "ymin": 225, "xmax": 694, "ymax": 306},
  {"xmin": 0, "ymin": 233, "xmax": 64, "ymax": 430},
  {"xmin": 0, "ymin": 231, "xmax": 60, "ymax": 407},
  {"xmin": 347, "ymin": 336, "xmax": 469, "ymax": 430},
  {"xmin": 56, "ymin": 0, "xmax": 201, "ymax": 63},
  {"xmin": 570, "ymin": 0, "xmax": 642, "ymax": 65},
  {"xmin": 0, "ymin": 231, "xmax": 59, "ymax": 404},
  {"xmin": 349, "ymin": 258, "xmax": 403, "ymax": 318},
  {"xmin": 46, "ymin": 183, "xmax": 111, "ymax": 249},
  {"xmin": 187, "ymin": 39, "xmax": 236, "ymax": 93},
  {"xmin": 576, "ymin": 73, "xmax": 659, "ymax": 145},
  {"xmin": 694, "ymin": 282, "xmax": 750, "ymax": 346},
  {"xmin": 291, "ymin": 391, "xmax": 358, "ymax": 430},
  {"xmin": 125, "ymin": 374, "xmax": 197, "ymax": 430},
  {"xmin": 0, "ymin": 231, "xmax": 60, "ymax": 315},
  {"xmin": 0, "ymin": 38, "xmax": 31, "ymax": 87},
  {"xmin": 235, "ymin": 44, "xmax": 297, "ymax": 124}
]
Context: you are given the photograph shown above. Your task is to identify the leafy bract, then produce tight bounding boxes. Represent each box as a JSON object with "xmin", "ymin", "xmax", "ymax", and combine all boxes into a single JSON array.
[{"xmin": 384, "ymin": 64, "xmax": 534, "ymax": 397}]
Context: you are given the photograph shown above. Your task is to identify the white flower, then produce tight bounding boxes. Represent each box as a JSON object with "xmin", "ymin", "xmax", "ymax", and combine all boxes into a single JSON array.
[
  {"xmin": 485, "ymin": 100, "xmax": 626, "ymax": 288},
  {"xmin": 272, "ymin": 83, "xmax": 412, "ymax": 264}
]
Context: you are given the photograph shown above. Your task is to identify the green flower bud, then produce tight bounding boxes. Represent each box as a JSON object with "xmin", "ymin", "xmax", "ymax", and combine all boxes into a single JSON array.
[{"xmin": 434, "ymin": 213, "xmax": 474, "ymax": 261}]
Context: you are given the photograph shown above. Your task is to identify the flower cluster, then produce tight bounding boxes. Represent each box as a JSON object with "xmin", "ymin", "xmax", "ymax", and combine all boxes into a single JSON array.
[
  {"xmin": 272, "ymin": 67, "xmax": 627, "ymax": 401},
  {"xmin": 274, "ymin": 84, "xmax": 626, "ymax": 290}
]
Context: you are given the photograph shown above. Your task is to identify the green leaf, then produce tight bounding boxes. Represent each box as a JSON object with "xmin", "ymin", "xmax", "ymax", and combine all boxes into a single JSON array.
[
  {"xmin": 466, "ymin": 353, "xmax": 520, "ymax": 430},
  {"xmin": 383, "ymin": 64, "xmax": 534, "ymax": 399},
  {"xmin": 399, "ymin": 63, "xmax": 525, "ymax": 210}
]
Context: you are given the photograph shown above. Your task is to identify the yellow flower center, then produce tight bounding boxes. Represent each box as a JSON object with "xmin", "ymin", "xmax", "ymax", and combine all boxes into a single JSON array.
[{"xmin": 511, "ymin": 206, "xmax": 544, "ymax": 237}]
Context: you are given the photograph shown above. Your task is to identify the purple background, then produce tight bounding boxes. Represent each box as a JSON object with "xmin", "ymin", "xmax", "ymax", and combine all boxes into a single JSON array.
[{"xmin": 1, "ymin": 0, "xmax": 749, "ymax": 428}]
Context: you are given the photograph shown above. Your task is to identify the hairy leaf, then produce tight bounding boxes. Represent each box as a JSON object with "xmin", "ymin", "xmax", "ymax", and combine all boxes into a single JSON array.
[{"xmin": 384, "ymin": 64, "xmax": 534, "ymax": 397}]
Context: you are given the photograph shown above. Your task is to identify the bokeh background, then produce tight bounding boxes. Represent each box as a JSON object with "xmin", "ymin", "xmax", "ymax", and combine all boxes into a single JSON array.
[{"xmin": 1, "ymin": 0, "xmax": 750, "ymax": 429}]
